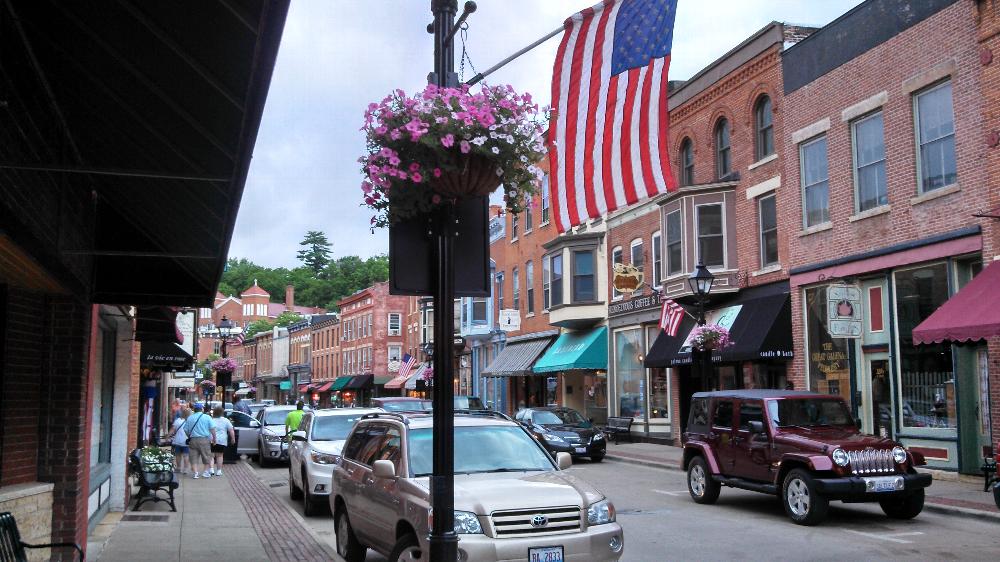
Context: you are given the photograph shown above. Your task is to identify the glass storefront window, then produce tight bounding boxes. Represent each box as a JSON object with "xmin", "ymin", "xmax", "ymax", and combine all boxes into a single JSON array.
[
  {"xmin": 615, "ymin": 329, "xmax": 645, "ymax": 418},
  {"xmin": 894, "ymin": 264, "xmax": 955, "ymax": 429},
  {"xmin": 805, "ymin": 287, "xmax": 851, "ymax": 403},
  {"xmin": 584, "ymin": 373, "xmax": 608, "ymax": 425}
]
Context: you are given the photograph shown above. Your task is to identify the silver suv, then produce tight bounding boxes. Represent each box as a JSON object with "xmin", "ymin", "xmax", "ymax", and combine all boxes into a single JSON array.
[{"xmin": 330, "ymin": 412, "xmax": 624, "ymax": 562}]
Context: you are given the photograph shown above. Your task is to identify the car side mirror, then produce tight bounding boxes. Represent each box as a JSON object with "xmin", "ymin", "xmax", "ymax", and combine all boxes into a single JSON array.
[
  {"xmin": 555, "ymin": 452, "xmax": 572, "ymax": 470},
  {"xmin": 250, "ymin": 420, "xmax": 260, "ymax": 429},
  {"xmin": 748, "ymin": 421, "xmax": 765, "ymax": 435},
  {"xmin": 290, "ymin": 431, "xmax": 306, "ymax": 442},
  {"xmin": 373, "ymin": 459, "xmax": 397, "ymax": 479}
]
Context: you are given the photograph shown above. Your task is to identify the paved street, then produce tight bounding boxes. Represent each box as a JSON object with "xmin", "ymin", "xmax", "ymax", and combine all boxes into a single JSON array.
[{"xmin": 247, "ymin": 457, "xmax": 1000, "ymax": 561}]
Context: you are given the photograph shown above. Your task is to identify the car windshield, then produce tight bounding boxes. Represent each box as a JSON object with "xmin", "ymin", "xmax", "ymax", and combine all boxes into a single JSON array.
[
  {"xmin": 263, "ymin": 409, "xmax": 292, "ymax": 425},
  {"xmin": 409, "ymin": 426, "xmax": 554, "ymax": 476},
  {"xmin": 311, "ymin": 415, "xmax": 365, "ymax": 441},
  {"xmin": 532, "ymin": 409, "xmax": 590, "ymax": 427},
  {"xmin": 379, "ymin": 400, "xmax": 430, "ymax": 412},
  {"xmin": 769, "ymin": 399, "xmax": 854, "ymax": 427}
]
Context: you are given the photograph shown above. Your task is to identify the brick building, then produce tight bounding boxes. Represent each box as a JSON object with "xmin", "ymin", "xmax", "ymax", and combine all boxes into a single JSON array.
[
  {"xmin": 310, "ymin": 315, "xmax": 341, "ymax": 405},
  {"xmin": 781, "ymin": 0, "xmax": 995, "ymax": 473}
]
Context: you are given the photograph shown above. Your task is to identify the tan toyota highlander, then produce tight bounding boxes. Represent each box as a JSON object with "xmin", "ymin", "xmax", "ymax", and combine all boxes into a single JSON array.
[{"xmin": 330, "ymin": 411, "xmax": 624, "ymax": 562}]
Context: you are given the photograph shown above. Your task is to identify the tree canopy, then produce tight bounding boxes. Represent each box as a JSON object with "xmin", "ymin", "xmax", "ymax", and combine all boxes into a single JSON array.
[{"xmin": 297, "ymin": 230, "xmax": 332, "ymax": 274}]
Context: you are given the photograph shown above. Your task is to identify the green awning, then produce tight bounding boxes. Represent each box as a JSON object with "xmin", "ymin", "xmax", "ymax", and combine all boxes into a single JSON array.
[
  {"xmin": 330, "ymin": 376, "xmax": 354, "ymax": 392},
  {"xmin": 373, "ymin": 376, "xmax": 394, "ymax": 385},
  {"xmin": 533, "ymin": 327, "xmax": 608, "ymax": 373},
  {"xmin": 278, "ymin": 381, "xmax": 292, "ymax": 391}
]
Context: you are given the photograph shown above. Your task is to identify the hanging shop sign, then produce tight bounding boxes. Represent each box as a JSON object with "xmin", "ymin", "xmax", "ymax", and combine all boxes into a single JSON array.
[
  {"xmin": 498, "ymin": 309, "xmax": 521, "ymax": 332},
  {"xmin": 611, "ymin": 263, "xmax": 644, "ymax": 295},
  {"xmin": 827, "ymin": 284, "xmax": 862, "ymax": 338}
]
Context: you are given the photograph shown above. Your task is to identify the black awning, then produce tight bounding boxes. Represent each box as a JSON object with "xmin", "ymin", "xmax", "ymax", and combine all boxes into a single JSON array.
[
  {"xmin": 343, "ymin": 374, "xmax": 374, "ymax": 390},
  {"xmin": 134, "ymin": 306, "xmax": 182, "ymax": 344},
  {"xmin": 645, "ymin": 283, "xmax": 793, "ymax": 367},
  {"xmin": 140, "ymin": 341, "xmax": 193, "ymax": 369}
]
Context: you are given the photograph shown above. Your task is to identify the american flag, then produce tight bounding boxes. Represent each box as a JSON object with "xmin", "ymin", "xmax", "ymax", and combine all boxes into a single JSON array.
[
  {"xmin": 659, "ymin": 298, "xmax": 685, "ymax": 336},
  {"xmin": 397, "ymin": 353, "xmax": 416, "ymax": 379},
  {"xmin": 231, "ymin": 331, "xmax": 245, "ymax": 346},
  {"xmin": 548, "ymin": 0, "xmax": 678, "ymax": 233}
]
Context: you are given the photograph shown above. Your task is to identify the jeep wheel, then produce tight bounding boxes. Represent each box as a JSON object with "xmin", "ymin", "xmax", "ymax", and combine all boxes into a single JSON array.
[
  {"xmin": 782, "ymin": 468, "xmax": 828, "ymax": 525},
  {"xmin": 288, "ymin": 467, "xmax": 302, "ymax": 501},
  {"xmin": 388, "ymin": 533, "xmax": 423, "ymax": 562},
  {"xmin": 687, "ymin": 456, "xmax": 720, "ymax": 504},
  {"xmin": 335, "ymin": 510, "xmax": 366, "ymax": 562},
  {"xmin": 879, "ymin": 488, "xmax": 924, "ymax": 519}
]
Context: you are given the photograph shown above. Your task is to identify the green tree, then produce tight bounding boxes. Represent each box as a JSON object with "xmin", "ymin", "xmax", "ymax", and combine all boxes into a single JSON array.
[
  {"xmin": 297, "ymin": 230, "xmax": 332, "ymax": 274},
  {"xmin": 244, "ymin": 318, "xmax": 273, "ymax": 339},
  {"xmin": 272, "ymin": 311, "xmax": 304, "ymax": 327}
]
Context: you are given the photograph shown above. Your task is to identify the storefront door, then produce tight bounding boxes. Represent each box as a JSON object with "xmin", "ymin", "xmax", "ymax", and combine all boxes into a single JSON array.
[
  {"xmin": 860, "ymin": 353, "xmax": 892, "ymax": 437},
  {"xmin": 957, "ymin": 345, "xmax": 992, "ymax": 473}
]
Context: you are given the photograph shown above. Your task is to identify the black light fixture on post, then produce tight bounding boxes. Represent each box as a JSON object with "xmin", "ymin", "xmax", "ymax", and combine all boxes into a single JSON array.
[
  {"xmin": 217, "ymin": 316, "xmax": 236, "ymax": 405},
  {"xmin": 687, "ymin": 262, "xmax": 715, "ymax": 390}
]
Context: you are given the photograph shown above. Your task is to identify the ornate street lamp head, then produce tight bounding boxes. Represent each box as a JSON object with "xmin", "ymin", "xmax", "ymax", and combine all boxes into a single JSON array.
[
  {"xmin": 688, "ymin": 262, "xmax": 715, "ymax": 297},
  {"xmin": 218, "ymin": 316, "xmax": 235, "ymax": 337}
]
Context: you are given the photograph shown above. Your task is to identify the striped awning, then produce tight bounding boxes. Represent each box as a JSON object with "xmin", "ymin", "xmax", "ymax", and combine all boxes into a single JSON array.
[
  {"xmin": 482, "ymin": 333, "xmax": 555, "ymax": 377},
  {"xmin": 404, "ymin": 364, "xmax": 431, "ymax": 390},
  {"xmin": 383, "ymin": 373, "xmax": 410, "ymax": 389}
]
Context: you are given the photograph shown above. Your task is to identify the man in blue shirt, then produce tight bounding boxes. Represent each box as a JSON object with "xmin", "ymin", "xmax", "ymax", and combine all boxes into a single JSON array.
[{"xmin": 183, "ymin": 403, "xmax": 217, "ymax": 478}]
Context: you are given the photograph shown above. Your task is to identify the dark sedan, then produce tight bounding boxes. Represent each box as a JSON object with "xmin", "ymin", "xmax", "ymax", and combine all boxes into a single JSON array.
[{"xmin": 515, "ymin": 407, "xmax": 606, "ymax": 462}]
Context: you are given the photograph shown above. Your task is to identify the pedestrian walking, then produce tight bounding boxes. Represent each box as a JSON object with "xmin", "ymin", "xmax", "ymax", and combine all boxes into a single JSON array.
[
  {"xmin": 210, "ymin": 406, "xmax": 235, "ymax": 476},
  {"xmin": 168, "ymin": 407, "xmax": 192, "ymax": 474},
  {"xmin": 183, "ymin": 403, "xmax": 216, "ymax": 479}
]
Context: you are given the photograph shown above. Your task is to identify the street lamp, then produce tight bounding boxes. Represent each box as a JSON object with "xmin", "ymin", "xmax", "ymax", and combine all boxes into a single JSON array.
[
  {"xmin": 687, "ymin": 263, "xmax": 715, "ymax": 390},
  {"xmin": 217, "ymin": 316, "xmax": 236, "ymax": 404}
]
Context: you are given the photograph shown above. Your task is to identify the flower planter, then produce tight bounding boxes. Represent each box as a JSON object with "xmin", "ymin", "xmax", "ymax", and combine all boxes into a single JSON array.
[{"xmin": 428, "ymin": 154, "xmax": 501, "ymax": 199}]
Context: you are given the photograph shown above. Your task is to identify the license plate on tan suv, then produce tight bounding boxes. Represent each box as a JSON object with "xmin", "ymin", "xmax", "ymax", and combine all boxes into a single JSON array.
[{"xmin": 529, "ymin": 546, "xmax": 564, "ymax": 562}]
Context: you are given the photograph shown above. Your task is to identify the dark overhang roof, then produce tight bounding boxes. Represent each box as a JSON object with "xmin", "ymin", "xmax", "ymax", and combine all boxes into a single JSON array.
[{"xmin": 0, "ymin": 1, "xmax": 289, "ymax": 306}]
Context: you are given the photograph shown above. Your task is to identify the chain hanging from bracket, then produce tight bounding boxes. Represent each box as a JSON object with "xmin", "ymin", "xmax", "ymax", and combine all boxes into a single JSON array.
[{"xmin": 458, "ymin": 22, "xmax": 481, "ymax": 85}]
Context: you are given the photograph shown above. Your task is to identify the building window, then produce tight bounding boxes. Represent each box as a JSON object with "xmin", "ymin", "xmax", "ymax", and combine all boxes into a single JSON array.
[
  {"xmin": 512, "ymin": 267, "xmax": 520, "ymax": 310},
  {"xmin": 541, "ymin": 177, "xmax": 550, "ymax": 224},
  {"xmin": 800, "ymin": 136, "xmax": 829, "ymax": 227},
  {"xmin": 696, "ymin": 204, "xmax": 724, "ymax": 268},
  {"xmin": 852, "ymin": 111, "xmax": 887, "ymax": 212},
  {"xmin": 758, "ymin": 194, "xmax": 778, "ymax": 267},
  {"xmin": 496, "ymin": 272, "xmax": 505, "ymax": 310},
  {"xmin": 572, "ymin": 250, "xmax": 595, "ymax": 302},
  {"xmin": 611, "ymin": 246, "xmax": 623, "ymax": 300},
  {"xmin": 715, "ymin": 118, "xmax": 731, "ymax": 179},
  {"xmin": 630, "ymin": 238, "xmax": 644, "ymax": 272},
  {"xmin": 472, "ymin": 297, "xmax": 487, "ymax": 324},
  {"xmin": 201, "ymin": 308, "xmax": 212, "ymax": 319},
  {"xmin": 524, "ymin": 203, "xmax": 533, "ymax": 233},
  {"xmin": 614, "ymin": 328, "xmax": 645, "ymax": 418},
  {"xmin": 542, "ymin": 256, "xmax": 551, "ymax": 309},
  {"xmin": 680, "ymin": 138, "xmax": 694, "ymax": 186},
  {"xmin": 551, "ymin": 254, "xmax": 564, "ymax": 306},
  {"xmin": 388, "ymin": 313, "xmax": 401, "ymax": 336},
  {"xmin": 666, "ymin": 210, "xmax": 682, "ymax": 276},
  {"xmin": 651, "ymin": 231, "xmax": 662, "ymax": 287},
  {"xmin": 511, "ymin": 213, "xmax": 519, "ymax": 240},
  {"xmin": 914, "ymin": 81, "xmax": 957, "ymax": 193},
  {"xmin": 525, "ymin": 261, "xmax": 535, "ymax": 314},
  {"xmin": 755, "ymin": 95, "xmax": 774, "ymax": 160}
]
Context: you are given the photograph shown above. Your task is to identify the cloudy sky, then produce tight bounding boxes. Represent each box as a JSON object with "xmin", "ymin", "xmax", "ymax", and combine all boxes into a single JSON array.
[{"xmin": 230, "ymin": 0, "xmax": 862, "ymax": 268}]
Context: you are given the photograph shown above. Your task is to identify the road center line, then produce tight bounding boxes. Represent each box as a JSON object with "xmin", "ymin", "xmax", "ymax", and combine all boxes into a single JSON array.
[{"xmin": 844, "ymin": 529, "xmax": 924, "ymax": 544}]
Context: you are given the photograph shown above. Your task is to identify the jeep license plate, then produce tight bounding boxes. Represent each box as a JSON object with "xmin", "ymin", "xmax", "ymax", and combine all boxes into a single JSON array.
[
  {"xmin": 574, "ymin": 447, "xmax": 588, "ymax": 454},
  {"xmin": 864, "ymin": 476, "xmax": 902, "ymax": 493},
  {"xmin": 529, "ymin": 546, "xmax": 564, "ymax": 562}
]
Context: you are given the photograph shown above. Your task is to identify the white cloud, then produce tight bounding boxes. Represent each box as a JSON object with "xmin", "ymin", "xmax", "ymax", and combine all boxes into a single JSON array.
[{"xmin": 232, "ymin": 0, "xmax": 861, "ymax": 268}]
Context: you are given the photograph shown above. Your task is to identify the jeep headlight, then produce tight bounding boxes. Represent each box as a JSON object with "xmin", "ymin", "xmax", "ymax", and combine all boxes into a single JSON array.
[
  {"xmin": 453, "ymin": 510, "xmax": 483, "ymax": 534},
  {"xmin": 587, "ymin": 499, "xmax": 616, "ymax": 525},
  {"xmin": 310, "ymin": 450, "xmax": 339, "ymax": 465},
  {"xmin": 832, "ymin": 448, "xmax": 849, "ymax": 467},
  {"xmin": 542, "ymin": 433, "xmax": 566, "ymax": 444},
  {"xmin": 892, "ymin": 446, "xmax": 907, "ymax": 464}
]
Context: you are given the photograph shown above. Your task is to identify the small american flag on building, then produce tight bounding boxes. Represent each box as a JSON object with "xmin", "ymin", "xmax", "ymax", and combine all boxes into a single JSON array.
[
  {"xmin": 548, "ymin": 0, "xmax": 679, "ymax": 233},
  {"xmin": 397, "ymin": 353, "xmax": 416, "ymax": 379},
  {"xmin": 659, "ymin": 298, "xmax": 685, "ymax": 337},
  {"xmin": 232, "ymin": 331, "xmax": 245, "ymax": 346}
]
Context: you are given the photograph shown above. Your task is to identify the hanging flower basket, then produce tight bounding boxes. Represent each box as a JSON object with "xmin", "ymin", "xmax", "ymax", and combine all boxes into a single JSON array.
[
  {"xmin": 198, "ymin": 379, "xmax": 216, "ymax": 391},
  {"xmin": 688, "ymin": 324, "xmax": 733, "ymax": 352},
  {"xmin": 210, "ymin": 357, "xmax": 238, "ymax": 374},
  {"xmin": 360, "ymin": 84, "xmax": 548, "ymax": 227}
]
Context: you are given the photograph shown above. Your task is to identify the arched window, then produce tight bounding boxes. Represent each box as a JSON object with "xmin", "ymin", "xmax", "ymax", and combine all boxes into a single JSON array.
[
  {"xmin": 680, "ymin": 138, "xmax": 694, "ymax": 186},
  {"xmin": 755, "ymin": 95, "xmax": 774, "ymax": 160},
  {"xmin": 715, "ymin": 118, "xmax": 731, "ymax": 179}
]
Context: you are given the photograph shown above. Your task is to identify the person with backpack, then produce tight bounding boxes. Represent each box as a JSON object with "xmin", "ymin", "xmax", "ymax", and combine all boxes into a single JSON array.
[
  {"xmin": 183, "ymin": 403, "xmax": 217, "ymax": 479},
  {"xmin": 168, "ymin": 407, "xmax": 192, "ymax": 474}
]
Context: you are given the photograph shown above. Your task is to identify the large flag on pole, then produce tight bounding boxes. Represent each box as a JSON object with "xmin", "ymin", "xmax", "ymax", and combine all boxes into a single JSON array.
[{"xmin": 548, "ymin": 0, "xmax": 679, "ymax": 233}]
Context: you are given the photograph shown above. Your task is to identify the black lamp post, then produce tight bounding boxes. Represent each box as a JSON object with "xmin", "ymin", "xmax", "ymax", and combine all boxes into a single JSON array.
[
  {"xmin": 217, "ymin": 316, "xmax": 236, "ymax": 404},
  {"xmin": 687, "ymin": 263, "xmax": 715, "ymax": 390}
]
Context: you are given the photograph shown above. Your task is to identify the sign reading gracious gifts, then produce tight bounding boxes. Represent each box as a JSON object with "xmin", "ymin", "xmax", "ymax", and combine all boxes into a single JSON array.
[
  {"xmin": 498, "ymin": 309, "xmax": 521, "ymax": 332},
  {"xmin": 827, "ymin": 284, "xmax": 862, "ymax": 338}
]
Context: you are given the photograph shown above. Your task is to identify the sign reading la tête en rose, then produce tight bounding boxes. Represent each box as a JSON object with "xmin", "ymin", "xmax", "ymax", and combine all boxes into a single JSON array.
[{"xmin": 608, "ymin": 294, "xmax": 661, "ymax": 316}]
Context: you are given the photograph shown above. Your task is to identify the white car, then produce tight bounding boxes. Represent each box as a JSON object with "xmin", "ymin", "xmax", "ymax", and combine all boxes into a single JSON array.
[{"xmin": 288, "ymin": 408, "xmax": 381, "ymax": 516}]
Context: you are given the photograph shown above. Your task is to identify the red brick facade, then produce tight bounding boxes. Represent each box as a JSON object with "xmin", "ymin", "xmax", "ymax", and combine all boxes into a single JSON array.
[{"xmin": 337, "ymin": 282, "xmax": 409, "ymax": 380}]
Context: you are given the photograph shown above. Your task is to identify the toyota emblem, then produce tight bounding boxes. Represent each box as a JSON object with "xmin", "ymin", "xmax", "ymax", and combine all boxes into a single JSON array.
[{"xmin": 530, "ymin": 514, "xmax": 548, "ymax": 528}]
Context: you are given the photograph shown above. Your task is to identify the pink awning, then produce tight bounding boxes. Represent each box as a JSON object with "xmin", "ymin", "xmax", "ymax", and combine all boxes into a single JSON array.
[
  {"xmin": 913, "ymin": 261, "xmax": 1000, "ymax": 344},
  {"xmin": 383, "ymin": 373, "xmax": 410, "ymax": 389}
]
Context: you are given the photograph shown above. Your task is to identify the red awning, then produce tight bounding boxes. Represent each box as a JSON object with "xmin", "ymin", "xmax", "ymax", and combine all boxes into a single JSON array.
[
  {"xmin": 299, "ymin": 384, "xmax": 312, "ymax": 392},
  {"xmin": 913, "ymin": 261, "xmax": 1000, "ymax": 344},
  {"xmin": 315, "ymin": 381, "xmax": 334, "ymax": 393}
]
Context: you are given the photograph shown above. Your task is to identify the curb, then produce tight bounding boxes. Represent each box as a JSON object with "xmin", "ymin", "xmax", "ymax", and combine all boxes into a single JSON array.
[{"xmin": 606, "ymin": 454, "xmax": 1000, "ymax": 524}]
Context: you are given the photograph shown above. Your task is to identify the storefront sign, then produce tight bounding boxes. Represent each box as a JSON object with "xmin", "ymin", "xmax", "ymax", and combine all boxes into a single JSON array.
[
  {"xmin": 498, "ymin": 309, "xmax": 521, "ymax": 331},
  {"xmin": 611, "ymin": 263, "xmax": 644, "ymax": 294},
  {"xmin": 827, "ymin": 284, "xmax": 862, "ymax": 338},
  {"xmin": 608, "ymin": 293, "xmax": 660, "ymax": 316},
  {"xmin": 680, "ymin": 305, "xmax": 742, "ymax": 352}
]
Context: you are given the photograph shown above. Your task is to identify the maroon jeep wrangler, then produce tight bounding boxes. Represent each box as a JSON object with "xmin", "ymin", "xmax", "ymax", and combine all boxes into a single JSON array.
[{"xmin": 682, "ymin": 390, "xmax": 933, "ymax": 525}]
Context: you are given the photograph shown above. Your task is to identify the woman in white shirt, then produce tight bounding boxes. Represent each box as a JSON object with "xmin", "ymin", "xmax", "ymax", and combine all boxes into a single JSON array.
[
  {"xmin": 168, "ymin": 408, "xmax": 191, "ymax": 474},
  {"xmin": 210, "ymin": 407, "xmax": 236, "ymax": 476}
]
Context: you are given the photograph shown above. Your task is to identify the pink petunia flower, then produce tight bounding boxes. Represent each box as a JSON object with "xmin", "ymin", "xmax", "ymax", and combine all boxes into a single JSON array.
[
  {"xmin": 460, "ymin": 140, "xmax": 471, "ymax": 154},
  {"xmin": 433, "ymin": 168, "xmax": 443, "ymax": 178},
  {"xmin": 411, "ymin": 172, "xmax": 423, "ymax": 183},
  {"xmin": 431, "ymin": 194, "xmax": 441, "ymax": 204},
  {"xmin": 409, "ymin": 162, "xmax": 420, "ymax": 172},
  {"xmin": 441, "ymin": 133, "xmax": 455, "ymax": 148}
]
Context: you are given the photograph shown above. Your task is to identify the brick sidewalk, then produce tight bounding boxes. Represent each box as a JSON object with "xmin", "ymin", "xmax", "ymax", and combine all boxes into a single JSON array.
[{"xmin": 228, "ymin": 462, "xmax": 335, "ymax": 562}]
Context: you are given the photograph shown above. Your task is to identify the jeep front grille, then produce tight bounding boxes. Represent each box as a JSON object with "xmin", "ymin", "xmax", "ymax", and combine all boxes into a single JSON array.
[
  {"xmin": 847, "ymin": 449, "xmax": 897, "ymax": 475},
  {"xmin": 490, "ymin": 506, "xmax": 581, "ymax": 537}
]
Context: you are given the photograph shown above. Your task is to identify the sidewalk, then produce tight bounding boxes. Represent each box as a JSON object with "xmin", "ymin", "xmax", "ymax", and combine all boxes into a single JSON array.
[
  {"xmin": 603, "ymin": 441, "xmax": 1000, "ymax": 521},
  {"xmin": 90, "ymin": 462, "xmax": 337, "ymax": 562}
]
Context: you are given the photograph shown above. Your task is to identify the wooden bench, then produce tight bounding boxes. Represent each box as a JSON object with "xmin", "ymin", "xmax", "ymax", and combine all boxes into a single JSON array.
[
  {"xmin": 0, "ymin": 511, "xmax": 83, "ymax": 561},
  {"xmin": 129, "ymin": 448, "xmax": 178, "ymax": 512},
  {"xmin": 603, "ymin": 417, "xmax": 634, "ymax": 444}
]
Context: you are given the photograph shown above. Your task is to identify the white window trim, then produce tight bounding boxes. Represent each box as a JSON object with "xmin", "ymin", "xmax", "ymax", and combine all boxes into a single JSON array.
[
  {"xmin": 542, "ymin": 255, "xmax": 552, "ymax": 310},
  {"xmin": 745, "ymin": 175, "xmax": 781, "ymax": 200},
  {"xmin": 841, "ymin": 91, "xmax": 888, "ymax": 123},
  {"xmin": 611, "ymin": 246, "xmax": 623, "ymax": 301},
  {"xmin": 912, "ymin": 80, "xmax": 957, "ymax": 196},
  {"xmin": 799, "ymin": 135, "xmax": 829, "ymax": 229},
  {"xmin": 651, "ymin": 230, "xmax": 662, "ymax": 288},
  {"xmin": 387, "ymin": 313, "xmax": 401, "ymax": 336},
  {"xmin": 791, "ymin": 118, "xmax": 831, "ymax": 145},
  {"xmin": 757, "ymin": 193, "xmax": 779, "ymax": 269},
  {"xmin": 665, "ymin": 209, "xmax": 684, "ymax": 277},
  {"xmin": 850, "ymin": 110, "xmax": 887, "ymax": 214},
  {"xmin": 694, "ymin": 202, "xmax": 727, "ymax": 271}
]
